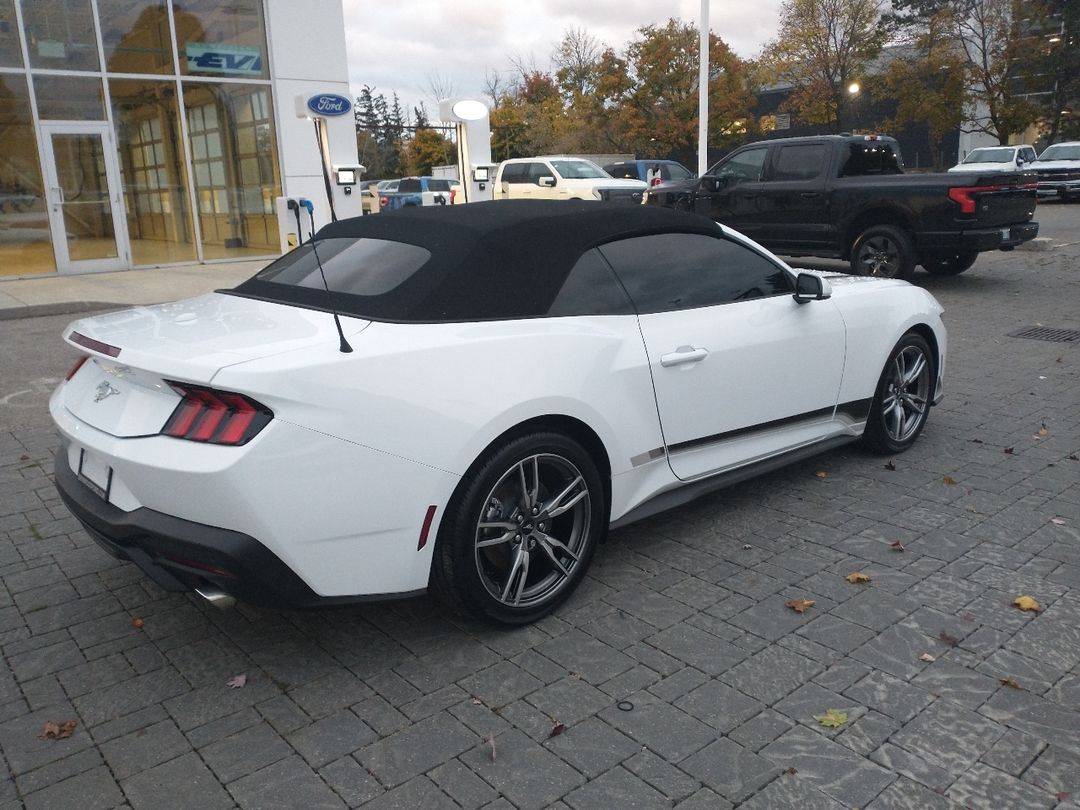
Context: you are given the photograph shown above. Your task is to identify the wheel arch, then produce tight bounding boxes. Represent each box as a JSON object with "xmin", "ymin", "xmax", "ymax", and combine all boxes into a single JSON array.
[
  {"xmin": 842, "ymin": 207, "xmax": 915, "ymax": 260},
  {"xmin": 905, "ymin": 321, "xmax": 942, "ymax": 400}
]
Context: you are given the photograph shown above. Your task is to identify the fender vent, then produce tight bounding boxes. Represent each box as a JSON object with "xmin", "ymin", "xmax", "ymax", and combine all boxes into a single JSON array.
[{"xmin": 1007, "ymin": 326, "xmax": 1080, "ymax": 343}]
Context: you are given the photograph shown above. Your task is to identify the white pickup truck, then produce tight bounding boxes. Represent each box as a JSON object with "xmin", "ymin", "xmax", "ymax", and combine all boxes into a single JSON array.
[{"xmin": 493, "ymin": 156, "xmax": 647, "ymax": 203}]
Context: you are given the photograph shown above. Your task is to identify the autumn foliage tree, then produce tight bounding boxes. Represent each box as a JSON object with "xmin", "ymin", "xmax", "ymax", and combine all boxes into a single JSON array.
[{"xmin": 759, "ymin": 0, "xmax": 887, "ymax": 132}]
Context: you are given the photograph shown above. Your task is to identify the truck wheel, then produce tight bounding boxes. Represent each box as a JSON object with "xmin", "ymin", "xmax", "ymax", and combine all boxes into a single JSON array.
[
  {"xmin": 850, "ymin": 225, "xmax": 916, "ymax": 280},
  {"xmin": 921, "ymin": 250, "xmax": 978, "ymax": 276}
]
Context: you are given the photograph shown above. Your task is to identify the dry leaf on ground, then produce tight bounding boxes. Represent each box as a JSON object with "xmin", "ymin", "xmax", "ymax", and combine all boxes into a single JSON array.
[
  {"xmin": 471, "ymin": 698, "xmax": 482, "ymax": 705},
  {"xmin": 1000, "ymin": 677, "xmax": 1023, "ymax": 690},
  {"xmin": 1037, "ymin": 424, "xmax": 1049, "ymax": 437},
  {"xmin": 845, "ymin": 572, "xmax": 871, "ymax": 584},
  {"xmin": 814, "ymin": 709, "xmax": 848, "ymax": 728},
  {"xmin": 884, "ymin": 461, "xmax": 896, "ymax": 471},
  {"xmin": 226, "ymin": 674, "xmax": 247, "ymax": 689},
  {"xmin": 919, "ymin": 653, "xmax": 936, "ymax": 663},
  {"xmin": 942, "ymin": 475, "xmax": 957, "ymax": 486},
  {"xmin": 786, "ymin": 598, "xmax": 815, "ymax": 614},
  {"xmin": 1013, "ymin": 595, "xmax": 1042, "ymax": 612},
  {"xmin": 890, "ymin": 540, "xmax": 906, "ymax": 552},
  {"xmin": 39, "ymin": 720, "xmax": 77, "ymax": 740},
  {"xmin": 548, "ymin": 722, "xmax": 566, "ymax": 739},
  {"xmin": 1004, "ymin": 447, "xmax": 1015, "ymax": 455},
  {"xmin": 938, "ymin": 631, "xmax": 959, "ymax": 647},
  {"xmin": 814, "ymin": 471, "xmax": 827, "ymax": 479},
  {"xmin": 131, "ymin": 617, "xmax": 144, "ymax": 629},
  {"xmin": 1051, "ymin": 518, "xmax": 1066, "ymax": 526}
]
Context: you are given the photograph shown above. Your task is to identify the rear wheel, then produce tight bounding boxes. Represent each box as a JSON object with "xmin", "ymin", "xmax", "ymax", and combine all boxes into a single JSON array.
[
  {"xmin": 431, "ymin": 432, "xmax": 605, "ymax": 625},
  {"xmin": 850, "ymin": 225, "xmax": 916, "ymax": 280},
  {"xmin": 921, "ymin": 250, "xmax": 978, "ymax": 276},
  {"xmin": 862, "ymin": 333, "xmax": 934, "ymax": 454}
]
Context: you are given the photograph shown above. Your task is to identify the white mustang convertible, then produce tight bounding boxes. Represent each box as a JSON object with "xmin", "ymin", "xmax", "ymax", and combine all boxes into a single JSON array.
[{"xmin": 51, "ymin": 201, "xmax": 946, "ymax": 624}]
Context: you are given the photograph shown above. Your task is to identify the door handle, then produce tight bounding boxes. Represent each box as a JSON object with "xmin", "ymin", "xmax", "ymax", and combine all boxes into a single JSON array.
[{"xmin": 660, "ymin": 346, "xmax": 709, "ymax": 367}]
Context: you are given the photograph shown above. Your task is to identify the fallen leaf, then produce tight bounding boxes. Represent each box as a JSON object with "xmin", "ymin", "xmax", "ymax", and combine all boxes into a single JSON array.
[
  {"xmin": 19, "ymin": 454, "xmax": 29, "ymax": 461},
  {"xmin": 786, "ymin": 598, "xmax": 815, "ymax": 614},
  {"xmin": 919, "ymin": 653, "xmax": 936, "ymax": 663},
  {"xmin": 1013, "ymin": 595, "xmax": 1042, "ymax": 613},
  {"xmin": 884, "ymin": 460, "xmax": 896, "ymax": 471},
  {"xmin": 814, "ymin": 708, "xmax": 848, "ymax": 728},
  {"xmin": 1057, "ymin": 356, "xmax": 1063, "ymax": 363},
  {"xmin": 942, "ymin": 475, "xmax": 957, "ymax": 486},
  {"xmin": 487, "ymin": 733, "xmax": 497, "ymax": 761},
  {"xmin": 970, "ymin": 438, "xmax": 984, "ymax": 444},
  {"xmin": 38, "ymin": 720, "xmax": 77, "ymax": 740},
  {"xmin": 1038, "ymin": 423, "xmax": 1049, "ymax": 437},
  {"xmin": 960, "ymin": 612, "xmax": 975, "ymax": 623},
  {"xmin": 1057, "ymin": 792, "xmax": 1071, "ymax": 803},
  {"xmin": 131, "ymin": 617, "xmax": 144, "ymax": 629},
  {"xmin": 226, "ymin": 674, "xmax": 247, "ymax": 689},
  {"xmin": 845, "ymin": 572, "xmax": 871, "ymax": 584},
  {"xmin": 784, "ymin": 767, "xmax": 798, "ymax": 775},
  {"xmin": 1004, "ymin": 447, "xmax": 1015, "ymax": 455},
  {"xmin": 471, "ymin": 698, "xmax": 483, "ymax": 705},
  {"xmin": 1070, "ymin": 454, "xmax": 1078, "ymax": 461},
  {"xmin": 938, "ymin": 631, "xmax": 959, "ymax": 647},
  {"xmin": 548, "ymin": 722, "xmax": 566, "ymax": 738},
  {"xmin": 1000, "ymin": 677, "xmax": 1023, "ymax": 690},
  {"xmin": 1051, "ymin": 518, "xmax": 1066, "ymax": 526},
  {"xmin": 890, "ymin": 540, "xmax": 906, "ymax": 552},
  {"xmin": 814, "ymin": 471, "xmax": 827, "ymax": 479}
]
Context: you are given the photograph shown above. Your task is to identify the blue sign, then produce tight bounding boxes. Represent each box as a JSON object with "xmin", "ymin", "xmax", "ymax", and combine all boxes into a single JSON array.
[
  {"xmin": 186, "ymin": 43, "xmax": 263, "ymax": 75},
  {"xmin": 306, "ymin": 94, "xmax": 352, "ymax": 117}
]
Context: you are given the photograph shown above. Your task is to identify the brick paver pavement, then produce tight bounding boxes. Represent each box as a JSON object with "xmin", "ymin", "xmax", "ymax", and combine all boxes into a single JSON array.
[{"xmin": 0, "ymin": 206, "xmax": 1077, "ymax": 809}]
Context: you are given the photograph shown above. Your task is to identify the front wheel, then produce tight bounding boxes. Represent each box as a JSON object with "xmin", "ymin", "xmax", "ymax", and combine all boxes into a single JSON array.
[
  {"xmin": 862, "ymin": 333, "xmax": 934, "ymax": 454},
  {"xmin": 921, "ymin": 250, "xmax": 978, "ymax": 276},
  {"xmin": 431, "ymin": 432, "xmax": 605, "ymax": 625},
  {"xmin": 850, "ymin": 225, "xmax": 916, "ymax": 280}
]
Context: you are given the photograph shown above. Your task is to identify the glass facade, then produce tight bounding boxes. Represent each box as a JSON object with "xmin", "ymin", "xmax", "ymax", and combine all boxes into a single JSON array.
[{"xmin": 0, "ymin": 0, "xmax": 280, "ymax": 276}]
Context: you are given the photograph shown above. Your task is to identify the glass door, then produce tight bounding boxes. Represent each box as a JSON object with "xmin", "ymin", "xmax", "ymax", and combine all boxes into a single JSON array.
[{"xmin": 40, "ymin": 122, "xmax": 128, "ymax": 273}]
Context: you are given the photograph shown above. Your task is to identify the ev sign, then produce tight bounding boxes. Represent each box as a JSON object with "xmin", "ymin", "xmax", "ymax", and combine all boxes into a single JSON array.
[
  {"xmin": 306, "ymin": 94, "xmax": 352, "ymax": 117},
  {"xmin": 185, "ymin": 43, "xmax": 263, "ymax": 75}
]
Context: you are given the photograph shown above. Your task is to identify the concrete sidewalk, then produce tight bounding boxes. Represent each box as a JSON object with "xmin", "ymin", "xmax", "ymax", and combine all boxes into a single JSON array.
[{"xmin": 0, "ymin": 260, "xmax": 269, "ymax": 320}]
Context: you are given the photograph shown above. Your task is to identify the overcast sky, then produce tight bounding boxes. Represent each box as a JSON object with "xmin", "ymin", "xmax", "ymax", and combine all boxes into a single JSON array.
[{"xmin": 341, "ymin": 0, "xmax": 782, "ymax": 120}]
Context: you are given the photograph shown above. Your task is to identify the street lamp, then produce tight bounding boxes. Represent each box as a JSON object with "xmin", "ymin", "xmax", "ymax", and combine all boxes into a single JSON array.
[{"xmin": 847, "ymin": 82, "xmax": 861, "ymax": 132}]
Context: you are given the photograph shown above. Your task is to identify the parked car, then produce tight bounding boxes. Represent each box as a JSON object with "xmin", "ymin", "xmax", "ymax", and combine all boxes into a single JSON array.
[
  {"xmin": 493, "ymin": 157, "xmax": 646, "ymax": 203},
  {"xmin": 380, "ymin": 176, "xmax": 459, "ymax": 211},
  {"xmin": 1030, "ymin": 141, "xmax": 1080, "ymax": 201},
  {"xmin": 647, "ymin": 134, "xmax": 1039, "ymax": 279},
  {"xmin": 604, "ymin": 159, "xmax": 695, "ymax": 186},
  {"xmin": 374, "ymin": 179, "xmax": 399, "ymax": 212},
  {"xmin": 947, "ymin": 145, "xmax": 1037, "ymax": 174},
  {"xmin": 51, "ymin": 200, "xmax": 946, "ymax": 624}
]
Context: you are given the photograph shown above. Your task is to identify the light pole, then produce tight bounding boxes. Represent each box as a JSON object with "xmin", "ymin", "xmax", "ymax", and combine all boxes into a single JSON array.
[
  {"xmin": 847, "ymin": 82, "xmax": 861, "ymax": 133},
  {"xmin": 698, "ymin": 0, "xmax": 709, "ymax": 176}
]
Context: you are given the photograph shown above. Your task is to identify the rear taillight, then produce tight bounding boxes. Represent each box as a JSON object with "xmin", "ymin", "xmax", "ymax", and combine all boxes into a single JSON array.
[
  {"xmin": 948, "ymin": 187, "xmax": 978, "ymax": 215},
  {"xmin": 65, "ymin": 355, "xmax": 89, "ymax": 381},
  {"xmin": 161, "ymin": 382, "xmax": 272, "ymax": 446},
  {"xmin": 380, "ymin": 195, "xmax": 389, "ymax": 207},
  {"xmin": 450, "ymin": 188, "xmax": 457, "ymax": 204}
]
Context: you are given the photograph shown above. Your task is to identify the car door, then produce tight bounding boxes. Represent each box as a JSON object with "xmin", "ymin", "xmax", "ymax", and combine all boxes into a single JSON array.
[
  {"xmin": 756, "ymin": 142, "xmax": 833, "ymax": 252},
  {"xmin": 598, "ymin": 232, "xmax": 847, "ymax": 481},
  {"xmin": 695, "ymin": 146, "xmax": 769, "ymax": 239}
]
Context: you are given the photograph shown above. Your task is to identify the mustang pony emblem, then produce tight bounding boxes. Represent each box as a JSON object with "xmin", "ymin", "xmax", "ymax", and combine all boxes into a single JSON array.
[{"xmin": 94, "ymin": 382, "xmax": 120, "ymax": 403}]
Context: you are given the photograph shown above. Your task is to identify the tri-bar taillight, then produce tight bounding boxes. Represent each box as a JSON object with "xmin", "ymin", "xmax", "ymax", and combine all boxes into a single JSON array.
[{"xmin": 161, "ymin": 382, "xmax": 272, "ymax": 446}]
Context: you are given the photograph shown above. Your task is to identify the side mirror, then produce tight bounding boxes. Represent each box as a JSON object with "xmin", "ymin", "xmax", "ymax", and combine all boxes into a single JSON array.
[
  {"xmin": 700, "ymin": 176, "xmax": 726, "ymax": 193},
  {"xmin": 793, "ymin": 272, "xmax": 832, "ymax": 304},
  {"xmin": 1016, "ymin": 157, "xmax": 1025, "ymax": 166},
  {"xmin": 539, "ymin": 176, "xmax": 556, "ymax": 187}
]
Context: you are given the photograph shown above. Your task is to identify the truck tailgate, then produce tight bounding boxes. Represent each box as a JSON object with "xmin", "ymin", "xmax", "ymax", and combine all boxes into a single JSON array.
[{"xmin": 956, "ymin": 173, "xmax": 1037, "ymax": 228}]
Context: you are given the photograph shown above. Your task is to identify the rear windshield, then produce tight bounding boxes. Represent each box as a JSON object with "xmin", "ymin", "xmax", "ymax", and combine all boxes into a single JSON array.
[
  {"xmin": 839, "ymin": 142, "xmax": 904, "ymax": 176},
  {"xmin": 247, "ymin": 238, "xmax": 431, "ymax": 300}
]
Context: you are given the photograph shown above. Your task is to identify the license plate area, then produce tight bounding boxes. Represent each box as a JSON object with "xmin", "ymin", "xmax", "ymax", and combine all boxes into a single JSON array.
[
  {"xmin": 77, "ymin": 448, "xmax": 112, "ymax": 501},
  {"xmin": 1000, "ymin": 227, "xmax": 1011, "ymax": 241}
]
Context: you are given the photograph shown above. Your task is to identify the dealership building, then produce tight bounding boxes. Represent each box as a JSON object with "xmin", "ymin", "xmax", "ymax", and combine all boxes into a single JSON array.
[{"xmin": 0, "ymin": 0, "xmax": 361, "ymax": 278}]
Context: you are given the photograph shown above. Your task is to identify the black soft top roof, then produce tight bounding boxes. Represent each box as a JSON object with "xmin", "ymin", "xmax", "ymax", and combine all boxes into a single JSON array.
[{"xmin": 231, "ymin": 200, "xmax": 722, "ymax": 322}]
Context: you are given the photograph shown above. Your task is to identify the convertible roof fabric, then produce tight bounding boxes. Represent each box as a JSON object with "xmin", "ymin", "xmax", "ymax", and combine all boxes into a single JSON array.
[{"xmin": 230, "ymin": 200, "xmax": 722, "ymax": 322}]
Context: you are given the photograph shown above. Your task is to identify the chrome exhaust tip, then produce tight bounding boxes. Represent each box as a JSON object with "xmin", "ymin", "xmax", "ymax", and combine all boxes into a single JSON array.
[{"xmin": 195, "ymin": 585, "xmax": 236, "ymax": 610}]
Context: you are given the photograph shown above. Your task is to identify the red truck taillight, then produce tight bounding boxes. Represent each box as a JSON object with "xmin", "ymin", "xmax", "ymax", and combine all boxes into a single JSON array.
[{"xmin": 162, "ymin": 382, "xmax": 272, "ymax": 446}]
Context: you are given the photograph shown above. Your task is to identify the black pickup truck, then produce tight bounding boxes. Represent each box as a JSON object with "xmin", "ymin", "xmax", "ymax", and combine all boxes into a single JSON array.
[{"xmin": 645, "ymin": 134, "xmax": 1039, "ymax": 278}]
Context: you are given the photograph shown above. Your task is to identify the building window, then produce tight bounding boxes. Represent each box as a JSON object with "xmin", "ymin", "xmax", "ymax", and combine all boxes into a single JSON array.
[
  {"xmin": 21, "ymin": 0, "xmax": 101, "ymax": 72},
  {"xmin": 0, "ymin": 0, "xmax": 24, "ymax": 67},
  {"xmin": 33, "ymin": 75, "xmax": 106, "ymax": 120},
  {"xmin": 98, "ymin": 0, "xmax": 175, "ymax": 74},
  {"xmin": 174, "ymin": 0, "xmax": 269, "ymax": 80}
]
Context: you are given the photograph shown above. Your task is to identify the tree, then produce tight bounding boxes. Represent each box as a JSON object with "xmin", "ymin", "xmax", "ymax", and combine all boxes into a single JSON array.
[
  {"xmin": 759, "ymin": 0, "xmax": 887, "ymax": 132},
  {"xmin": 405, "ymin": 127, "xmax": 452, "ymax": 175},
  {"xmin": 1015, "ymin": 0, "xmax": 1080, "ymax": 142}
]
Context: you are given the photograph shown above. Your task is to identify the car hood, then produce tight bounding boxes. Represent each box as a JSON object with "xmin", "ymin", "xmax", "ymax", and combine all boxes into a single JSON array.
[
  {"xmin": 947, "ymin": 162, "xmax": 1016, "ymax": 173},
  {"xmin": 63, "ymin": 293, "xmax": 371, "ymax": 385}
]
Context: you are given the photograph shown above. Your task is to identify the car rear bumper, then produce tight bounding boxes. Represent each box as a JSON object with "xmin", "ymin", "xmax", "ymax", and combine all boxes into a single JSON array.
[
  {"xmin": 54, "ymin": 451, "xmax": 422, "ymax": 608},
  {"xmin": 917, "ymin": 221, "xmax": 1039, "ymax": 253}
]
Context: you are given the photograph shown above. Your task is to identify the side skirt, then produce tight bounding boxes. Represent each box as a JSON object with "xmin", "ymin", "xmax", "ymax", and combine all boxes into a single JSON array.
[{"xmin": 609, "ymin": 435, "xmax": 858, "ymax": 530}]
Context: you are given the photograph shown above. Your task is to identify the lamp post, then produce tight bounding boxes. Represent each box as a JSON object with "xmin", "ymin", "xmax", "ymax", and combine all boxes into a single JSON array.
[
  {"xmin": 847, "ymin": 81, "xmax": 861, "ymax": 133},
  {"xmin": 699, "ymin": 0, "xmax": 709, "ymax": 176}
]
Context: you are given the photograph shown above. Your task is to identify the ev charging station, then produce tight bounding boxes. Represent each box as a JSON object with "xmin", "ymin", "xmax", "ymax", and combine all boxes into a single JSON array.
[
  {"xmin": 438, "ymin": 98, "xmax": 498, "ymax": 203},
  {"xmin": 275, "ymin": 92, "xmax": 365, "ymax": 253}
]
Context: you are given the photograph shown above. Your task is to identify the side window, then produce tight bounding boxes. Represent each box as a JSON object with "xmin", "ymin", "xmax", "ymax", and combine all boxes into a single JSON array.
[
  {"xmin": 841, "ymin": 143, "xmax": 903, "ymax": 176},
  {"xmin": 715, "ymin": 148, "xmax": 767, "ymax": 186},
  {"xmin": 397, "ymin": 178, "xmax": 421, "ymax": 193},
  {"xmin": 527, "ymin": 162, "xmax": 551, "ymax": 184},
  {"xmin": 599, "ymin": 233, "xmax": 793, "ymax": 314},
  {"xmin": 771, "ymin": 144, "xmax": 828, "ymax": 181},
  {"xmin": 1022, "ymin": 148, "xmax": 1037, "ymax": 162},
  {"xmin": 500, "ymin": 163, "xmax": 526, "ymax": 184},
  {"xmin": 547, "ymin": 249, "xmax": 634, "ymax": 317},
  {"xmin": 427, "ymin": 179, "xmax": 451, "ymax": 192}
]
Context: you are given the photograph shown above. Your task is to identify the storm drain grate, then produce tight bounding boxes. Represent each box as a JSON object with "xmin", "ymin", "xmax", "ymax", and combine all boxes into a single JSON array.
[{"xmin": 1008, "ymin": 326, "xmax": 1080, "ymax": 343}]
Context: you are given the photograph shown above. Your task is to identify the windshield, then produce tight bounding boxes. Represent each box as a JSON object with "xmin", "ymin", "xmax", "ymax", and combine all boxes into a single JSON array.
[
  {"xmin": 1038, "ymin": 144, "xmax": 1080, "ymax": 161},
  {"xmin": 963, "ymin": 148, "xmax": 1014, "ymax": 163},
  {"xmin": 550, "ymin": 159, "xmax": 608, "ymax": 179}
]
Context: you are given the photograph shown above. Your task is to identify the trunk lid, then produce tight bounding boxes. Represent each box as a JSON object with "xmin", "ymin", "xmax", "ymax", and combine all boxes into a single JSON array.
[{"xmin": 60, "ymin": 293, "xmax": 369, "ymax": 438}]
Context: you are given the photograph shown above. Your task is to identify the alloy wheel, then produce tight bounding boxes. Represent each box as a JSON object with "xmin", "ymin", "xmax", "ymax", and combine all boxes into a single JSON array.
[
  {"xmin": 881, "ymin": 345, "xmax": 931, "ymax": 443},
  {"xmin": 857, "ymin": 236, "xmax": 902, "ymax": 277}
]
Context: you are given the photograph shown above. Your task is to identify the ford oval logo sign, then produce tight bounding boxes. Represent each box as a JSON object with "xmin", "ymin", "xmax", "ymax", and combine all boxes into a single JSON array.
[{"xmin": 306, "ymin": 94, "xmax": 351, "ymax": 117}]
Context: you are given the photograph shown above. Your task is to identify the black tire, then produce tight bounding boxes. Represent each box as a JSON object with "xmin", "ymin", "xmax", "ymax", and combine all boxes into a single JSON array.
[
  {"xmin": 921, "ymin": 250, "xmax": 978, "ymax": 276},
  {"xmin": 850, "ymin": 225, "xmax": 916, "ymax": 280},
  {"xmin": 862, "ymin": 332, "xmax": 934, "ymax": 454},
  {"xmin": 430, "ymin": 432, "xmax": 605, "ymax": 625}
]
